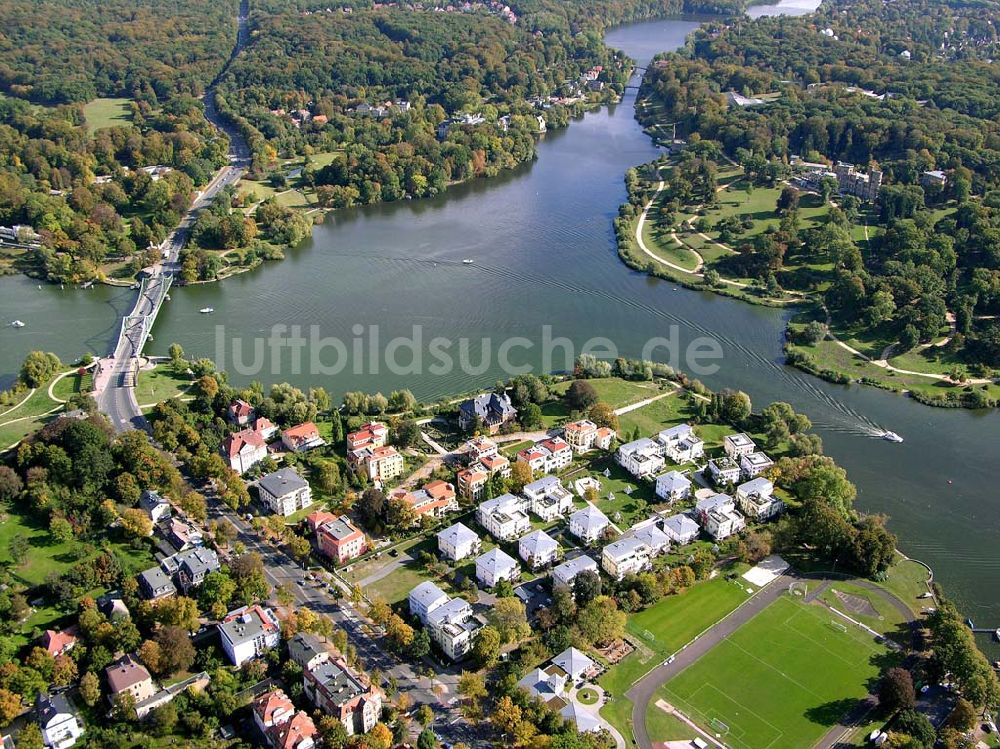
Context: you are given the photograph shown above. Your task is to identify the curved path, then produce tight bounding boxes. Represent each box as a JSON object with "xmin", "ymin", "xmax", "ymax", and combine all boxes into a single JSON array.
[
  {"xmin": 0, "ymin": 388, "xmax": 35, "ymax": 418},
  {"xmin": 626, "ymin": 571, "xmax": 918, "ymax": 749}
]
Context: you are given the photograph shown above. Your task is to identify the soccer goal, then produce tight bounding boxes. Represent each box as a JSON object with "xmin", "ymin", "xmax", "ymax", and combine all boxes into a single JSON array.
[
  {"xmin": 788, "ymin": 581, "xmax": 809, "ymax": 597},
  {"xmin": 710, "ymin": 718, "xmax": 730, "ymax": 736},
  {"xmin": 829, "ymin": 620, "xmax": 849, "ymax": 634},
  {"xmin": 643, "ymin": 629, "xmax": 656, "ymax": 642}
]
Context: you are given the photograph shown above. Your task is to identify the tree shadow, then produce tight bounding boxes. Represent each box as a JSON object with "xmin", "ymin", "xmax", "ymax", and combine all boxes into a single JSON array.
[{"xmin": 804, "ymin": 696, "xmax": 866, "ymax": 726}]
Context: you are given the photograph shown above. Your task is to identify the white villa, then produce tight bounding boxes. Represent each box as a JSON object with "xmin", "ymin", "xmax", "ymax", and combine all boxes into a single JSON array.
[
  {"xmin": 696, "ymin": 494, "xmax": 745, "ymax": 540},
  {"xmin": 601, "ymin": 537, "xmax": 652, "ymax": 580},
  {"xmin": 257, "ymin": 468, "xmax": 313, "ymax": 517},
  {"xmin": 552, "ymin": 647, "xmax": 597, "ymax": 683},
  {"xmin": 724, "ymin": 433, "xmax": 757, "ymax": 459},
  {"xmin": 736, "ymin": 477, "xmax": 785, "ymax": 520},
  {"xmin": 476, "ymin": 494, "xmax": 531, "ymax": 540},
  {"xmin": 475, "ymin": 548, "xmax": 520, "ymax": 589},
  {"xmin": 616, "ymin": 438, "xmax": 665, "ymax": 478},
  {"xmin": 518, "ymin": 529, "xmax": 560, "ymax": 570},
  {"xmin": 552, "ymin": 555, "xmax": 598, "ymax": 590},
  {"xmin": 655, "ymin": 470, "xmax": 692, "ymax": 503},
  {"xmin": 517, "ymin": 437, "xmax": 573, "ymax": 475},
  {"xmin": 426, "ymin": 597, "xmax": 482, "ymax": 661},
  {"xmin": 657, "ymin": 424, "xmax": 705, "ymax": 464},
  {"xmin": 569, "ymin": 505, "xmax": 610, "ymax": 545},
  {"xmin": 625, "ymin": 521, "xmax": 671, "ymax": 555},
  {"xmin": 523, "ymin": 476, "xmax": 574, "ymax": 521},
  {"xmin": 740, "ymin": 451, "xmax": 774, "ymax": 479},
  {"xmin": 707, "ymin": 457, "xmax": 741, "ymax": 487},
  {"xmin": 437, "ymin": 522, "xmax": 482, "ymax": 561},
  {"xmin": 661, "ymin": 513, "xmax": 700, "ymax": 545},
  {"xmin": 409, "ymin": 581, "xmax": 450, "ymax": 624}
]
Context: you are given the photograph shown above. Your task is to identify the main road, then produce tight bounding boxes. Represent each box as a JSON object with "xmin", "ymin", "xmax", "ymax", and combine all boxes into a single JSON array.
[{"xmin": 94, "ymin": 1, "xmax": 251, "ymax": 432}]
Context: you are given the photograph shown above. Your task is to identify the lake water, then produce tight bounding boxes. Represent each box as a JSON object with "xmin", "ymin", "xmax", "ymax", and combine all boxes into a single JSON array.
[{"xmin": 1, "ymin": 10, "xmax": 997, "ymax": 636}]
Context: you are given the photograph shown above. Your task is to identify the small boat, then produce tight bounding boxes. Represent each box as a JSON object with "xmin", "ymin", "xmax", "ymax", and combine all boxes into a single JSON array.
[
  {"xmin": 881, "ymin": 431, "xmax": 904, "ymax": 443},
  {"xmin": 919, "ymin": 592, "xmax": 933, "ymax": 599},
  {"xmin": 10, "ymin": 320, "xmax": 25, "ymax": 328},
  {"xmin": 966, "ymin": 617, "xmax": 974, "ymax": 629},
  {"xmin": 462, "ymin": 258, "xmax": 474, "ymax": 265},
  {"xmin": 199, "ymin": 307, "xmax": 214, "ymax": 314},
  {"xmin": 994, "ymin": 628, "xmax": 1000, "ymax": 642}
]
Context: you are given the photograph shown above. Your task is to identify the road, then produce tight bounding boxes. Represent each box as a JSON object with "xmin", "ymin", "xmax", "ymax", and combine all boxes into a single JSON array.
[{"xmin": 94, "ymin": 2, "xmax": 252, "ymax": 433}]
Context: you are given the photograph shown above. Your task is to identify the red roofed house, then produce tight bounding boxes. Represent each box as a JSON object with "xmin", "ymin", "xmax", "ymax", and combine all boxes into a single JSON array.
[
  {"xmin": 348, "ymin": 445, "xmax": 404, "ymax": 484},
  {"xmin": 228, "ymin": 399, "xmax": 255, "ymax": 426},
  {"xmin": 391, "ymin": 480, "xmax": 458, "ymax": 522},
  {"xmin": 255, "ymin": 417, "xmax": 279, "ymax": 441},
  {"xmin": 517, "ymin": 437, "xmax": 572, "ymax": 475},
  {"xmin": 270, "ymin": 710, "xmax": 316, "ymax": 749},
  {"xmin": 282, "ymin": 422, "xmax": 326, "ymax": 453},
  {"xmin": 41, "ymin": 626, "xmax": 79, "ymax": 657},
  {"xmin": 304, "ymin": 511, "xmax": 338, "ymax": 534},
  {"xmin": 480, "ymin": 453, "xmax": 511, "ymax": 479},
  {"xmin": 303, "ymin": 656, "xmax": 382, "ymax": 736},
  {"xmin": 223, "ymin": 429, "xmax": 268, "ymax": 474},
  {"xmin": 253, "ymin": 688, "xmax": 295, "ymax": 734},
  {"xmin": 457, "ymin": 465, "xmax": 489, "ymax": 502},
  {"xmin": 317, "ymin": 516, "xmax": 368, "ymax": 564},
  {"xmin": 346, "ymin": 422, "xmax": 388, "ymax": 451}
]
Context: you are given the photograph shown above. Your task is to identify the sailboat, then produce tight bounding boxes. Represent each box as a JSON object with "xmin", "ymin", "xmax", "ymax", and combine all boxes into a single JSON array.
[{"xmin": 10, "ymin": 320, "xmax": 25, "ymax": 328}]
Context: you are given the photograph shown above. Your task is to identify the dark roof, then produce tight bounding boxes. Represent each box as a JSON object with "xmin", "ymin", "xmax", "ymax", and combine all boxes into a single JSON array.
[
  {"xmin": 258, "ymin": 468, "xmax": 309, "ymax": 498},
  {"xmin": 459, "ymin": 392, "xmax": 516, "ymax": 422},
  {"xmin": 36, "ymin": 692, "xmax": 75, "ymax": 725}
]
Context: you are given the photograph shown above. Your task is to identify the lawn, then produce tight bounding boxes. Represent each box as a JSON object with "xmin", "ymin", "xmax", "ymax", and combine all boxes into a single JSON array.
[
  {"xmin": 549, "ymin": 378, "xmax": 663, "ymax": 410},
  {"xmin": 645, "ymin": 703, "xmax": 698, "ymax": 744},
  {"xmin": 0, "ymin": 378, "xmax": 69, "ymax": 450},
  {"xmin": 575, "ymin": 456, "xmax": 658, "ymax": 527},
  {"xmin": 135, "ymin": 365, "xmax": 195, "ymax": 405},
  {"xmin": 879, "ymin": 556, "xmax": 931, "ymax": 614},
  {"xmin": 83, "ymin": 98, "xmax": 133, "ymax": 131},
  {"xmin": 598, "ymin": 571, "xmax": 752, "ymax": 740},
  {"xmin": 818, "ymin": 581, "xmax": 908, "ymax": 639},
  {"xmin": 660, "ymin": 595, "xmax": 889, "ymax": 749},
  {"xmin": 616, "ymin": 391, "xmax": 691, "ymax": 438}
]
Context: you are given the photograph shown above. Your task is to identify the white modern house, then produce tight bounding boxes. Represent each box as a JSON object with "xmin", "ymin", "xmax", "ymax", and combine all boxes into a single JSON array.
[
  {"xmin": 707, "ymin": 457, "xmax": 741, "ymax": 487},
  {"xmin": 661, "ymin": 513, "xmax": 700, "ymax": 545},
  {"xmin": 36, "ymin": 693, "xmax": 83, "ymax": 749},
  {"xmin": 569, "ymin": 505, "xmax": 610, "ymax": 545},
  {"xmin": 475, "ymin": 548, "xmax": 520, "ymax": 589},
  {"xmin": 139, "ymin": 490, "xmax": 172, "ymax": 523},
  {"xmin": 724, "ymin": 433, "xmax": 756, "ymax": 459},
  {"xmin": 219, "ymin": 605, "xmax": 282, "ymax": 667},
  {"xmin": 437, "ymin": 522, "xmax": 481, "ymax": 561},
  {"xmin": 655, "ymin": 470, "xmax": 692, "ymax": 503},
  {"xmin": 625, "ymin": 521, "xmax": 671, "ymax": 555},
  {"xmin": 552, "ymin": 555, "xmax": 599, "ymax": 590},
  {"xmin": 657, "ymin": 424, "xmax": 705, "ymax": 464},
  {"xmin": 409, "ymin": 581, "xmax": 449, "ymax": 625},
  {"xmin": 523, "ymin": 476, "xmax": 574, "ymax": 521},
  {"xmin": 696, "ymin": 494, "xmax": 745, "ymax": 540},
  {"xmin": 740, "ymin": 451, "xmax": 774, "ymax": 479},
  {"xmin": 552, "ymin": 647, "xmax": 597, "ymax": 683},
  {"xmin": 477, "ymin": 494, "xmax": 531, "ymax": 540},
  {"xmin": 518, "ymin": 529, "xmax": 560, "ymax": 570},
  {"xmin": 258, "ymin": 468, "xmax": 313, "ymax": 517},
  {"xmin": 616, "ymin": 438, "xmax": 665, "ymax": 478},
  {"xmin": 425, "ymin": 597, "xmax": 482, "ymax": 661},
  {"xmin": 601, "ymin": 537, "xmax": 652, "ymax": 580},
  {"xmin": 736, "ymin": 477, "xmax": 785, "ymax": 520}
]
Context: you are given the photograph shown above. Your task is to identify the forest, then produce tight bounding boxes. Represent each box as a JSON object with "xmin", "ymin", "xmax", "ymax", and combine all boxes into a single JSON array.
[{"xmin": 635, "ymin": 0, "xmax": 1000, "ymax": 373}]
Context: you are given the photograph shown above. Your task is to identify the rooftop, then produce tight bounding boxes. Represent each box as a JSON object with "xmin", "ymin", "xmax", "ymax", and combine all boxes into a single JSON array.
[{"xmin": 258, "ymin": 467, "xmax": 309, "ymax": 497}]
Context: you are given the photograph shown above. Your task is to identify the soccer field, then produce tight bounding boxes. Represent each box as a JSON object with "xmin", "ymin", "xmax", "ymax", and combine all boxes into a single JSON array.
[{"xmin": 660, "ymin": 595, "xmax": 888, "ymax": 749}]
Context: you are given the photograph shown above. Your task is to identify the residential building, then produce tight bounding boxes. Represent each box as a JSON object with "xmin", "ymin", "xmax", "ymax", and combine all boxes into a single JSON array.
[
  {"xmin": 303, "ymin": 657, "xmax": 381, "ymax": 736},
  {"xmin": 393, "ymin": 480, "xmax": 458, "ymax": 521},
  {"xmin": 139, "ymin": 489, "xmax": 172, "ymax": 523},
  {"xmin": 723, "ymin": 433, "xmax": 756, "ymax": 459},
  {"xmin": 657, "ymin": 424, "xmax": 705, "ymax": 464},
  {"xmin": 602, "ymin": 537, "xmax": 651, "ymax": 580},
  {"xmin": 465, "ymin": 436, "xmax": 498, "ymax": 462},
  {"xmin": 349, "ymin": 445, "xmax": 404, "ymax": 484},
  {"xmin": 736, "ymin": 477, "xmax": 785, "ymax": 520},
  {"xmin": 457, "ymin": 392, "xmax": 517, "ymax": 434},
  {"xmin": 740, "ymin": 451, "xmax": 774, "ymax": 480},
  {"xmin": 253, "ymin": 689, "xmax": 295, "ymax": 735},
  {"xmin": 696, "ymin": 494, "xmax": 745, "ymax": 540},
  {"xmin": 166, "ymin": 546, "xmax": 220, "ymax": 592},
  {"xmin": 305, "ymin": 510, "xmax": 338, "ymax": 533},
  {"xmin": 105, "ymin": 654, "xmax": 156, "ymax": 705},
  {"xmin": 625, "ymin": 520, "xmax": 671, "ymax": 555},
  {"xmin": 456, "ymin": 465, "xmax": 489, "ymax": 501},
  {"xmin": 255, "ymin": 416, "xmax": 279, "ymax": 441},
  {"xmin": 269, "ymin": 711, "xmax": 317, "ymax": 749},
  {"xmin": 223, "ymin": 429, "xmax": 267, "ymax": 474},
  {"xmin": 345, "ymin": 422, "xmax": 388, "ymax": 451},
  {"xmin": 227, "ymin": 399, "xmax": 255, "ymax": 426},
  {"xmin": 552, "ymin": 555, "xmax": 598, "ymax": 590},
  {"xmin": 409, "ymin": 581, "xmax": 449, "ymax": 625},
  {"xmin": 165, "ymin": 516, "xmax": 203, "ymax": 551},
  {"xmin": 479, "ymin": 453, "xmax": 511, "ymax": 479},
  {"xmin": 523, "ymin": 476, "xmax": 573, "ymax": 521},
  {"xmin": 569, "ymin": 505, "xmax": 610, "ymax": 545},
  {"xmin": 219, "ymin": 605, "xmax": 281, "ymax": 667},
  {"xmin": 516, "ymin": 445, "xmax": 548, "ymax": 474},
  {"xmin": 518, "ymin": 666, "xmax": 566, "ymax": 706},
  {"xmin": 517, "ymin": 436, "xmax": 571, "ymax": 475},
  {"xmin": 288, "ymin": 632, "xmax": 330, "ymax": 673},
  {"xmin": 475, "ymin": 548, "xmax": 520, "ymax": 589},
  {"xmin": 564, "ymin": 420, "xmax": 616, "ymax": 453},
  {"xmin": 561, "ymin": 702, "xmax": 603, "ymax": 734},
  {"xmin": 316, "ymin": 516, "xmax": 368, "ymax": 564},
  {"xmin": 616, "ymin": 438, "xmax": 665, "ymax": 478},
  {"xmin": 281, "ymin": 422, "xmax": 326, "ymax": 453},
  {"xmin": 258, "ymin": 468, "xmax": 313, "ymax": 517},
  {"xmin": 552, "ymin": 647, "xmax": 597, "ymax": 683},
  {"xmin": 707, "ymin": 457, "xmax": 741, "ymax": 487},
  {"xmin": 518, "ymin": 529, "xmax": 560, "ymax": 570},
  {"xmin": 921, "ymin": 170, "xmax": 948, "ymax": 188},
  {"xmin": 40, "ymin": 627, "xmax": 78, "ymax": 658},
  {"xmin": 138, "ymin": 566, "xmax": 177, "ymax": 600},
  {"xmin": 425, "ymin": 596, "xmax": 482, "ymax": 660},
  {"xmin": 437, "ymin": 522, "xmax": 481, "ymax": 561},
  {"xmin": 655, "ymin": 470, "xmax": 692, "ymax": 503},
  {"xmin": 36, "ymin": 693, "xmax": 82, "ymax": 749},
  {"xmin": 476, "ymin": 493, "xmax": 530, "ymax": 540},
  {"xmin": 660, "ymin": 513, "xmax": 699, "ymax": 545},
  {"xmin": 833, "ymin": 161, "xmax": 883, "ymax": 203}
]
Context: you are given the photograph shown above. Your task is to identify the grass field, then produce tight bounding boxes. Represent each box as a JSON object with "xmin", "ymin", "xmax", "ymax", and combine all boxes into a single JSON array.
[
  {"xmin": 83, "ymin": 98, "xmax": 132, "ymax": 131},
  {"xmin": 660, "ymin": 596, "xmax": 889, "ymax": 749},
  {"xmin": 645, "ymin": 704, "xmax": 695, "ymax": 743},
  {"xmin": 818, "ymin": 582, "xmax": 908, "ymax": 639},
  {"xmin": 135, "ymin": 365, "xmax": 195, "ymax": 405}
]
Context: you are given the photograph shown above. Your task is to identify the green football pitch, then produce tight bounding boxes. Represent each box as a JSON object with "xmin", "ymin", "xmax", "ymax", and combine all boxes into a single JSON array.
[{"xmin": 659, "ymin": 595, "xmax": 888, "ymax": 749}]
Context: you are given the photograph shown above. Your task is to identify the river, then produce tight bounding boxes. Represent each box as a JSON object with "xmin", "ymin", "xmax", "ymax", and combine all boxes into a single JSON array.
[{"xmin": 1, "ymin": 8, "xmax": 997, "ymax": 637}]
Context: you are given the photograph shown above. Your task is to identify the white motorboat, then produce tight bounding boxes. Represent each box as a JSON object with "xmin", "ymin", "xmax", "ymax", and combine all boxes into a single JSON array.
[
  {"xmin": 199, "ymin": 307, "xmax": 214, "ymax": 314},
  {"xmin": 10, "ymin": 320, "xmax": 25, "ymax": 328},
  {"xmin": 881, "ymin": 431, "xmax": 903, "ymax": 443},
  {"xmin": 462, "ymin": 258, "xmax": 474, "ymax": 264}
]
